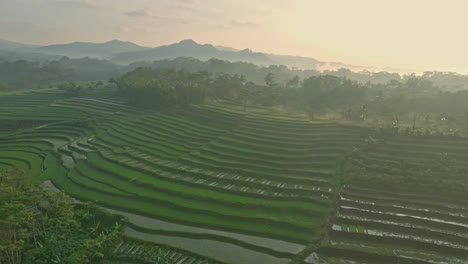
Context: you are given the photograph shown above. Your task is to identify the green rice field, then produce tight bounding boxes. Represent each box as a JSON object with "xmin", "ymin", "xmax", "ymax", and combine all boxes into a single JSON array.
[{"xmin": 2, "ymin": 88, "xmax": 468, "ymax": 263}]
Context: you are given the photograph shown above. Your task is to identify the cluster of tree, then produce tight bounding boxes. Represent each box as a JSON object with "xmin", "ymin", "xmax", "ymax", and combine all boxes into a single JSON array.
[
  {"xmin": 416, "ymin": 71, "xmax": 468, "ymax": 91},
  {"xmin": 284, "ymin": 75, "xmax": 366, "ymax": 115},
  {"xmin": 114, "ymin": 67, "xmax": 371, "ymax": 116},
  {"xmin": 126, "ymin": 58, "xmax": 297, "ymax": 87},
  {"xmin": 116, "ymin": 66, "xmax": 468, "ymax": 133},
  {"xmin": 0, "ymin": 57, "xmax": 122, "ymax": 91},
  {"xmin": 127, "ymin": 58, "xmax": 468, "ymax": 91},
  {"xmin": 0, "ymin": 60, "xmax": 75, "ymax": 90},
  {"xmin": 0, "ymin": 168, "xmax": 123, "ymax": 264},
  {"xmin": 57, "ymin": 81, "xmax": 108, "ymax": 97},
  {"xmin": 113, "ymin": 67, "xmax": 246, "ymax": 108}
]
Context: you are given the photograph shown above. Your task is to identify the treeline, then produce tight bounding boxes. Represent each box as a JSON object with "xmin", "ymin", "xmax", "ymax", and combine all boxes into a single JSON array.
[
  {"xmin": 0, "ymin": 57, "xmax": 121, "ymax": 91},
  {"xmin": 130, "ymin": 58, "xmax": 468, "ymax": 90},
  {"xmin": 3, "ymin": 55, "xmax": 468, "ymax": 92},
  {"xmin": 113, "ymin": 68, "xmax": 245, "ymax": 108},
  {"xmin": 110, "ymin": 67, "xmax": 382, "ymax": 116},
  {"xmin": 128, "ymin": 58, "xmax": 296, "ymax": 87},
  {"xmin": 115, "ymin": 67, "xmax": 468, "ymax": 132},
  {"xmin": 127, "ymin": 58, "xmax": 405, "ymax": 86}
]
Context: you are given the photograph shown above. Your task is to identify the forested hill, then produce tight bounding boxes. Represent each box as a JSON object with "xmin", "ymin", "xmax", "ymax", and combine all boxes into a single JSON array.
[
  {"xmin": 3, "ymin": 56, "xmax": 468, "ymax": 92},
  {"xmin": 0, "ymin": 57, "xmax": 123, "ymax": 90},
  {"xmin": 37, "ymin": 40, "xmax": 149, "ymax": 59}
]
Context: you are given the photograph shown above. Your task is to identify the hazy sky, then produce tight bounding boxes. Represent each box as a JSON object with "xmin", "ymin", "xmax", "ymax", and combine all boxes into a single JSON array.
[{"xmin": 1, "ymin": 0, "xmax": 468, "ymax": 73}]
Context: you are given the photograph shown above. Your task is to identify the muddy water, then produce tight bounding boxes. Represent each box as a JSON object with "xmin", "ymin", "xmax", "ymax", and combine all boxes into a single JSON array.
[{"xmin": 125, "ymin": 227, "xmax": 292, "ymax": 264}]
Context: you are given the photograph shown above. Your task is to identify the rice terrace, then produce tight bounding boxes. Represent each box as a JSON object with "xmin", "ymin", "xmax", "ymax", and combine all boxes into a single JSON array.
[{"xmin": 1, "ymin": 82, "xmax": 468, "ymax": 263}]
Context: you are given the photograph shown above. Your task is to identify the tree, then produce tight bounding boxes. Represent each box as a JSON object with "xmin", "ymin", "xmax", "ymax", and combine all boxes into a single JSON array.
[
  {"xmin": 264, "ymin": 72, "xmax": 277, "ymax": 87},
  {"xmin": 286, "ymin": 75, "xmax": 300, "ymax": 89},
  {"xmin": 57, "ymin": 82, "xmax": 82, "ymax": 97}
]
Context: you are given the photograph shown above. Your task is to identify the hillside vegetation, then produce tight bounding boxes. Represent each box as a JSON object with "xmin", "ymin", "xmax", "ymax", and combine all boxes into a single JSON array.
[{"xmin": 115, "ymin": 67, "xmax": 468, "ymax": 134}]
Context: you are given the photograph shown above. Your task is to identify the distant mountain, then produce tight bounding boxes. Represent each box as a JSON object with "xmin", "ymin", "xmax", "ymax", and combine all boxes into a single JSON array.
[
  {"xmin": 0, "ymin": 38, "xmax": 415, "ymax": 73},
  {"xmin": 112, "ymin": 40, "xmax": 343, "ymax": 70},
  {"xmin": 214, "ymin": 44, "xmax": 322, "ymax": 68},
  {"xmin": 0, "ymin": 50, "xmax": 61, "ymax": 62},
  {"xmin": 0, "ymin": 40, "xmax": 61, "ymax": 62},
  {"xmin": 37, "ymin": 40, "xmax": 149, "ymax": 59},
  {"xmin": 267, "ymin": 53, "xmax": 322, "ymax": 70},
  {"xmin": 0, "ymin": 39, "xmax": 39, "ymax": 52},
  {"xmin": 112, "ymin": 39, "xmax": 276, "ymax": 66},
  {"xmin": 215, "ymin": 45, "xmax": 240, "ymax": 52}
]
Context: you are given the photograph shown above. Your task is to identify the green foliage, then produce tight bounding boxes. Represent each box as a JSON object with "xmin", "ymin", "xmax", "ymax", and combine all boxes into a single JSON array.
[
  {"xmin": 264, "ymin": 72, "xmax": 277, "ymax": 87},
  {"xmin": 296, "ymin": 75, "xmax": 366, "ymax": 113},
  {"xmin": 115, "ymin": 68, "xmax": 245, "ymax": 109},
  {"xmin": 212, "ymin": 73, "xmax": 246, "ymax": 99},
  {"xmin": 0, "ymin": 58, "xmax": 121, "ymax": 91},
  {"xmin": 57, "ymin": 82, "xmax": 83, "ymax": 97},
  {"xmin": 286, "ymin": 75, "xmax": 300, "ymax": 89},
  {"xmin": 0, "ymin": 168, "xmax": 123, "ymax": 264},
  {"xmin": 128, "ymin": 58, "xmax": 299, "ymax": 86},
  {"xmin": 116, "ymin": 65, "xmax": 468, "ymax": 136}
]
